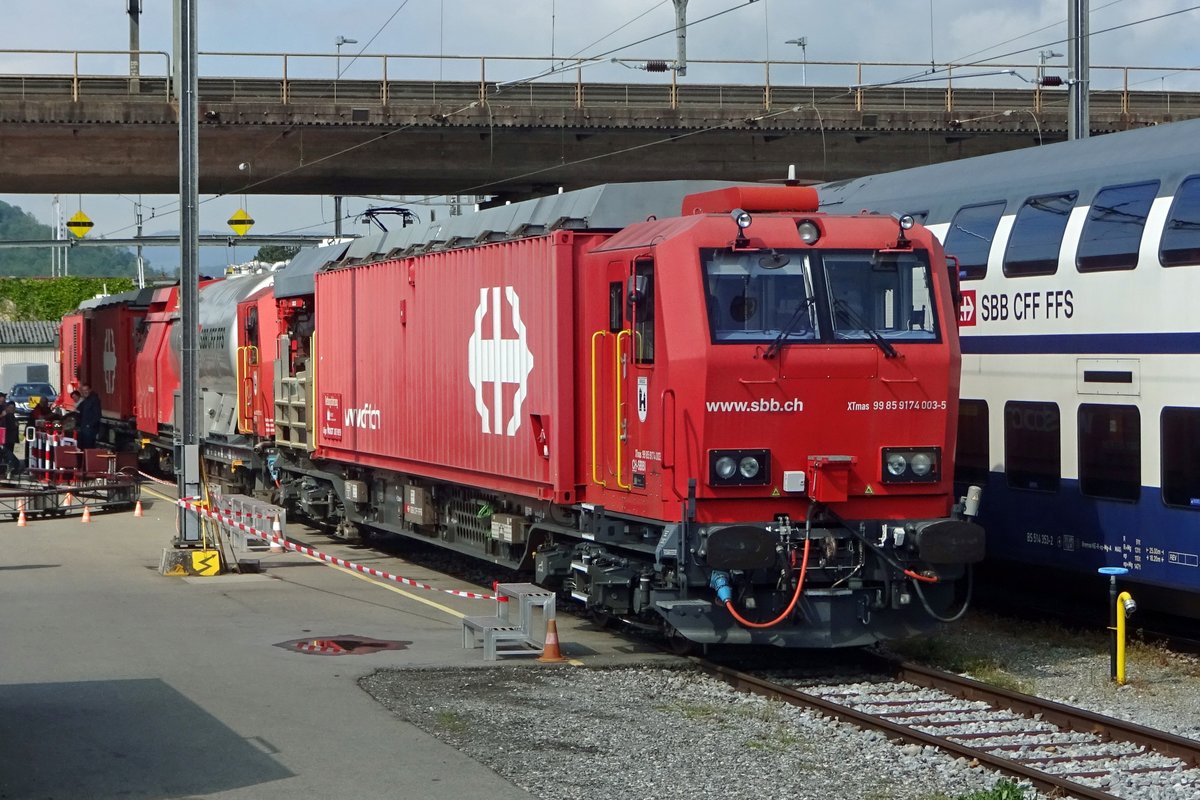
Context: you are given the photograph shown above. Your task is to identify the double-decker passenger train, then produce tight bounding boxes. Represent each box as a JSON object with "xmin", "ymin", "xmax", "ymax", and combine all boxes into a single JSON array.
[
  {"xmin": 817, "ymin": 119, "xmax": 1200, "ymax": 611},
  {"xmin": 60, "ymin": 181, "xmax": 983, "ymax": 648}
]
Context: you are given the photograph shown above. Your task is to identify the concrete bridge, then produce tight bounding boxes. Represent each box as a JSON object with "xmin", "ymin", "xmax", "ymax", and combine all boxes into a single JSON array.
[{"xmin": 3, "ymin": 51, "xmax": 1198, "ymax": 200}]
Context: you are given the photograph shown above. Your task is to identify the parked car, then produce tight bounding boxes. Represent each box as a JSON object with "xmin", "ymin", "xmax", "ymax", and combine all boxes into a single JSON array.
[{"xmin": 9, "ymin": 382, "xmax": 57, "ymax": 421}]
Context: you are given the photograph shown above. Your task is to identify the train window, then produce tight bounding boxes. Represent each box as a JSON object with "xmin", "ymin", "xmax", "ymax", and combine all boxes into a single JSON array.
[
  {"xmin": 631, "ymin": 260, "xmax": 655, "ymax": 364},
  {"xmin": 1161, "ymin": 175, "xmax": 1200, "ymax": 267},
  {"xmin": 1004, "ymin": 401, "xmax": 1060, "ymax": 492},
  {"xmin": 1003, "ymin": 191, "xmax": 1078, "ymax": 276},
  {"xmin": 701, "ymin": 249, "xmax": 819, "ymax": 344},
  {"xmin": 954, "ymin": 399, "xmax": 990, "ymax": 485},
  {"xmin": 1161, "ymin": 407, "xmax": 1200, "ymax": 509},
  {"xmin": 826, "ymin": 251, "xmax": 938, "ymax": 342},
  {"xmin": 1077, "ymin": 181, "xmax": 1159, "ymax": 272},
  {"xmin": 1078, "ymin": 405, "xmax": 1141, "ymax": 502},
  {"xmin": 943, "ymin": 201, "xmax": 1005, "ymax": 281}
]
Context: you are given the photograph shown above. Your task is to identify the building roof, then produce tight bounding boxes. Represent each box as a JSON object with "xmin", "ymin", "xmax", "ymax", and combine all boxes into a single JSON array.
[{"xmin": 0, "ymin": 320, "xmax": 57, "ymax": 346}]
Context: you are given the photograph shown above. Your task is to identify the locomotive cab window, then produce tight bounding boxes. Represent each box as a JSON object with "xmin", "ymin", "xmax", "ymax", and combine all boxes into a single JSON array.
[
  {"xmin": 702, "ymin": 249, "xmax": 818, "ymax": 344},
  {"xmin": 1162, "ymin": 407, "xmax": 1200, "ymax": 509},
  {"xmin": 1161, "ymin": 175, "xmax": 1200, "ymax": 267},
  {"xmin": 1076, "ymin": 181, "xmax": 1159, "ymax": 272},
  {"xmin": 944, "ymin": 201, "xmax": 1005, "ymax": 281},
  {"xmin": 630, "ymin": 259, "xmax": 655, "ymax": 364},
  {"xmin": 955, "ymin": 399, "xmax": 990, "ymax": 486},
  {"xmin": 1004, "ymin": 401, "xmax": 1061, "ymax": 492},
  {"xmin": 1003, "ymin": 191, "xmax": 1078, "ymax": 276},
  {"xmin": 1078, "ymin": 404, "xmax": 1141, "ymax": 502},
  {"xmin": 825, "ymin": 251, "xmax": 938, "ymax": 342}
]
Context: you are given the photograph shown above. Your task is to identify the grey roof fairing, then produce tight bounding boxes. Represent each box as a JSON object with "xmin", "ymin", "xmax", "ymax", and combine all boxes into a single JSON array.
[
  {"xmin": 273, "ymin": 241, "xmax": 351, "ymax": 299},
  {"xmin": 816, "ymin": 118, "xmax": 1200, "ymax": 224}
]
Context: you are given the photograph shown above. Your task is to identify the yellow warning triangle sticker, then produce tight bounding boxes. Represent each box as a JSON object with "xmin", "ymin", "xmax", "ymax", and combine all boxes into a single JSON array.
[
  {"xmin": 66, "ymin": 210, "xmax": 93, "ymax": 238},
  {"xmin": 771, "ymin": 487, "xmax": 781, "ymax": 497},
  {"xmin": 864, "ymin": 484, "xmax": 874, "ymax": 495},
  {"xmin": 227, "ymin": 208, "xmax": 255, "ymax": 236}
]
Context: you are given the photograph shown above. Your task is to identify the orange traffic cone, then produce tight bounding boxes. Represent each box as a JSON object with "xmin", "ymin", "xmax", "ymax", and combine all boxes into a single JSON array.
[
  {"xmin": 269, "ymin": 515, "xmax": 284, "ymax": 552},
  {"xmin": 133, "ymin": 499, "xmax": 144, "ymax": 517},
  {"xmin": 63, "ymin": 492, "xmax": 74, "ymax": 507},
  {"xmin": 17, "ymin": 501, "xmax": 27, "ymax": 527},
  {"xmin": 537, "ymin": 618, "xmax": 567, "ymax": 663},
  {"xmin": 81, "ymin": 504, "xmax": 92, "ymax": 524}
]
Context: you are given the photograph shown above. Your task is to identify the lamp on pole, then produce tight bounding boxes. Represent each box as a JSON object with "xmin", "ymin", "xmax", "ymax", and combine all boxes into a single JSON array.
[
  {"xmin": 335, "ymin": 35, "xmax": 357, "ymax": 80},
  {"xmin": 785, "ymin": 36, "xmax": 807, "ymax": 85}
]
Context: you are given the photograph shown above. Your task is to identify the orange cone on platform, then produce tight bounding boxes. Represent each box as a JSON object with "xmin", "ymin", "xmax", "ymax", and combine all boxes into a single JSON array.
[
  {"xmin": 17, "ymin": 501, "xmax": 27, "ymax": 527},
  {"xmin": 63, "ymin": 492, "xmax": 74, "ymax": 507},
  {"xmin": 81, "ymin": 504, "xmax": 91, "ymax": 524},
  {"xmin": 537, "ymin": 618, "xmax": 567, "ymax": 663},
  {"xmin": 133, "ymin": 499, "xmax": 144, "ymax": 517},
  {"xmin": 269, "ymin": 515, "xmax": 284, "ymax": 552}
]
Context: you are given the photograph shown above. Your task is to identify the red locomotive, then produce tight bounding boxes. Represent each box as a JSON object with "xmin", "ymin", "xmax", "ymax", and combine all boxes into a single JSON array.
[{"xmin": 61, "ymin": 182, "xmax": 984, "ymax": 648}]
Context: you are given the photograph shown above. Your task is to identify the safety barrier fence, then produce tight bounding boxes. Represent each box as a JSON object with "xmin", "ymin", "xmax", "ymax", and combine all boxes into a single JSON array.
[{"xmin": 175, "ymin": 496, "xmax": 501, "ymax": 602}]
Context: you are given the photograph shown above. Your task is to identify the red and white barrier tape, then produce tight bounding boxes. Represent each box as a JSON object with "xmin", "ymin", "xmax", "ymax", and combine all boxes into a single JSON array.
[
  {"xmin": 214, "ymin": 506, "xmax": 279, "ymax": 522},
  {"xmin": 138, "ymin": 470, "xmax": 177, "ymax": 488},
  {"xmin": 176, "ymin": 498, "xmax": 500, "ymax": 602}
]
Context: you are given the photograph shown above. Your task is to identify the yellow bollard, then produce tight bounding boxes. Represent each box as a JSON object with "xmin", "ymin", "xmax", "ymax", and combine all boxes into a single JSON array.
[{"xmin": 1116, "ymin": 590, "xmax": 1136, "ymax": 685}]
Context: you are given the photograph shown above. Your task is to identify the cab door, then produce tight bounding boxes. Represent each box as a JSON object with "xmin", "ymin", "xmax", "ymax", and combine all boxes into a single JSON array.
[{"xmin": 593, "ymin": 257, "xmax": 658, "ymax": 495}]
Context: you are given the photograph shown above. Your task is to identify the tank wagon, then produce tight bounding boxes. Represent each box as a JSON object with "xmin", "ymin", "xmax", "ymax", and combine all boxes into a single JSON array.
[{"xmin": 62, "ymin": 181, "xmax": 984, "ymax": 647}]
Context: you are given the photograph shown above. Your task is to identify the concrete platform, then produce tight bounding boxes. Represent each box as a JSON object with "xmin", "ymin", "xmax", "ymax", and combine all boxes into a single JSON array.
[{"xmin": 0, "ymin": 485, "xmax": 674, "ymax": 799}]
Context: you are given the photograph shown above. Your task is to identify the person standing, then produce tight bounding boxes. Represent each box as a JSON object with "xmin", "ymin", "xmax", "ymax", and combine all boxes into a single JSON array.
[
  {"xmin": 0, "ymin": 402, "xmax": 19, "ymax": 477},
  {"xmin": 76, "ymin": 383, "xmax": 102, "ymax": 449}
]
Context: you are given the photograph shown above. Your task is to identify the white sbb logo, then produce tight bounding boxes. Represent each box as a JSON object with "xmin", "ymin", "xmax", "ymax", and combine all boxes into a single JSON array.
[
  {"xmin": 468, "ymin": 286, "xmax": 533, "ymax": 436},
  {"xmin": 102, "ymin": 328, "xmax": 117, "ymax": 395}
]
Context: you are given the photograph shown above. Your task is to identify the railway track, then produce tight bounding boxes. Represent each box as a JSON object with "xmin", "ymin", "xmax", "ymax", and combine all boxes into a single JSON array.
[{"xmin": 698, "ymin": 657, "xmax": 1200, "ymax": 800}]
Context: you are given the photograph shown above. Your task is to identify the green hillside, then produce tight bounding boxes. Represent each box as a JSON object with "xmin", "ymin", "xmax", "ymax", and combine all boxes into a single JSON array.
[{"xmin": 0, "ymin": 200, "xmax": 141, "ymax": 278}]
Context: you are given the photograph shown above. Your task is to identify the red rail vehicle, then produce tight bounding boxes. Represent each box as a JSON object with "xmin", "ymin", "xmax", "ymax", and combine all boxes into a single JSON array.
[{"xmin": 64, "ymin": 182, "xmax": 984, "ymax": 648}]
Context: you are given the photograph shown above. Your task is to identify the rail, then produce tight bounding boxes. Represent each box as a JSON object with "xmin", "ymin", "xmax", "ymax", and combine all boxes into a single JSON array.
[
  {"xmin": 1, "ymin": 49, "xmax": 1199, "ymax": 117},
  {"xmin": 697, "ymin": 657, "xmax": 1200, "ymax": 800}
]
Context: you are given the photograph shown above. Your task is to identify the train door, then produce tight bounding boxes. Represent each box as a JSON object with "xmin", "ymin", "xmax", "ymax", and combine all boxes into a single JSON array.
[
  {"xmin": 235, "ymin": 302, "xmax": 261, "ymax": 434},
  {"xmin": 593, "ymin": 257, "xmax": 658, "ymax": 495}
]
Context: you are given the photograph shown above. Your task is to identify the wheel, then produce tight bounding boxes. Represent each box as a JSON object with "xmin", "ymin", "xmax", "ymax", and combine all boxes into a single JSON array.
[{"xmin": 663, "ymin": 624, "xmax": 701, "ymax": 656}]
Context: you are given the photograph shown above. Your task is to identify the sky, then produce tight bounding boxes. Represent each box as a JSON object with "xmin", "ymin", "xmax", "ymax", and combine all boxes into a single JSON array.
[{"xmin": 1, "ymin": 0, "xmax": 1198, "ymax": 271}]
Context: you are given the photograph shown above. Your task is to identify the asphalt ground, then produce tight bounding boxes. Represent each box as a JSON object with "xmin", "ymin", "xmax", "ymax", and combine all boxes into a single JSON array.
[{"xmin": 0, "ymin": 481, "xmax": 673, "ymax": 800}]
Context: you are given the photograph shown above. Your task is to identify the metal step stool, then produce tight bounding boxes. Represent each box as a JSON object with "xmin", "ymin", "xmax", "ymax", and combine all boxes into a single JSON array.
[{"xmin": 461, "ymin": 615, "xmax": 542, "ymax": 661}]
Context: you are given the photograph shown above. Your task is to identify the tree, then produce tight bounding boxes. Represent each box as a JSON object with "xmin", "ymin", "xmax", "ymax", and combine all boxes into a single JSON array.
[{"xmin": 256, "ymin": 245, "xmax": 299, "ymax": 264}]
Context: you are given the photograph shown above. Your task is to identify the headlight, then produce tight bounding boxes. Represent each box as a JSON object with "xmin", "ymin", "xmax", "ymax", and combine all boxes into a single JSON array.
[
  {"xmin": 709, "ymin": 449, "xmax": 771, "ymax": 487},
  {"xmin": 796, "ymin": 219, "xmax": 821, "ymax": 244},
  {"xmin": 738, "ymin": 456, "xmax": 760, "ymax": 479},
  {"xmin": 881, "ymin": 447, "xmax": 941, "ymax": 483}
]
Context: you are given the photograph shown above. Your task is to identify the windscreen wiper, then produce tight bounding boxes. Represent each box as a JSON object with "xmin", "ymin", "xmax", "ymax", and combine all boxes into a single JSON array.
[
  {"xmin": 763, "ymin": 297, "xmax": 815, "ymax": 359},
  {"xmin": 833, "ymin": 298, "xmax": 899, "ymax": 359}
]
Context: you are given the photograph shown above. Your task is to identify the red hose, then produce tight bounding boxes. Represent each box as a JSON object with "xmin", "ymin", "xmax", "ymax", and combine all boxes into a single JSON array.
[
  {"xmin": 904, "ymin": 569, "xmax": 939, "ymax": 584},
  {"xmin": 724, "ymin": 537, "xmax": 811, "ymax": 629}
]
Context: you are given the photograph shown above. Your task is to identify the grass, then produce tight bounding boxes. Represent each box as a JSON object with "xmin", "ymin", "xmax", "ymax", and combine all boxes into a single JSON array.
[
  {"xmin": 434, "ymin": 710, "xmax": 469, "ymax": 733},
  {"xmin": 890, "ymin": 635, "xmax": 1033, "ymax": 693},
  {"xmin": 915, "ymin": 780, "xmax": 1029, "ymax": 800}
]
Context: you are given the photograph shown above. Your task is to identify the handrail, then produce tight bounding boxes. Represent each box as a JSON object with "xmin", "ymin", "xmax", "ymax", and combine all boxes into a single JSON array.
[
  {"xmin": 589, "ymin": 330, "xmax": 607, "ymax": 487},
  {"xmin": 614, "ymin": 330, "xmax": 632, "ymax": 491},
  {"xmin": 2, "ymin": 48, "xmax": 1197, "ymax": 115},
  {"xmin": 236, "ymin": 345, "xmax": 259, "ymax": 434}
]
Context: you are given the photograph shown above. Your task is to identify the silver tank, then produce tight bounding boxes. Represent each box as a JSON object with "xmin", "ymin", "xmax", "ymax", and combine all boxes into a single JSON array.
[{"xmin": 170, "ymin": 273, "xmax": 274, "ymax": 396}]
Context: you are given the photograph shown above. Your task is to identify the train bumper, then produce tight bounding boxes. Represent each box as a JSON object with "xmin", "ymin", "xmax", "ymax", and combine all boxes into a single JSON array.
[{"xmin": 654, "ymin": 582, "xmax": 958, "ymax": 648}]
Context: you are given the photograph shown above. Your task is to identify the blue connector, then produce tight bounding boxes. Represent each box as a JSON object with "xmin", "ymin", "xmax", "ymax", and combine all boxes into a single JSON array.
[{"xmin": 709, "ymin": 571, "xmax": 733, "ymax": 604}]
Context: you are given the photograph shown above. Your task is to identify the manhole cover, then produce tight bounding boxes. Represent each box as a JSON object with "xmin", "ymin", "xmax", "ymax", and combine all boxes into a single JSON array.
[{"xmin": 275, "ymin": 634, "xmax": 411, "ymax": 656}]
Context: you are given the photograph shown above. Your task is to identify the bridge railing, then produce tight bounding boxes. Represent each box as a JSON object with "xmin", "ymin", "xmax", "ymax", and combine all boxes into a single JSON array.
[{"xmin": 1, "ymin": 49, "xmax": 1198, "ymax": 118}]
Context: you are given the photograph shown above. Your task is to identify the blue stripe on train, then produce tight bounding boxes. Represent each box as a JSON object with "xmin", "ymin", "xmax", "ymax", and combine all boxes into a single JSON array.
[
  {"xmin": 962, "ymin": 332, "xmax": 1200, "ymax": 355},
  {"xmin": 969, "ymin": 474, "xmax": 1200, "ymax": 593}
]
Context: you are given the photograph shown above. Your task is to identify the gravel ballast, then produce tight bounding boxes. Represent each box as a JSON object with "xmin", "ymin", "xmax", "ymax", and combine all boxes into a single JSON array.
[{"xmin": 359, "ymin": 614, "xmax": 1200, "ymax": 800}]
